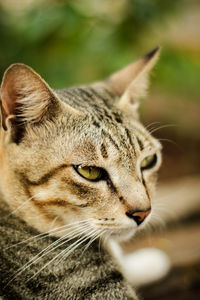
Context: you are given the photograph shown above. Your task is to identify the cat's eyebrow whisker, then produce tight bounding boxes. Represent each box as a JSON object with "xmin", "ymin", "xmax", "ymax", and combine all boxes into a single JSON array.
[
  {"xmin": 145, "ymin": 121, "xmax": 161, "ymax": 131},
  {"xmin": 158, "ymin": 138, "xmax": 179, "ymax": 147},
  {"xmin": 5, "ymin": 218, "xmax": 93, "ymax": 249},
  {"xmin": 149, "ymin": 124, "xmax": 178, "ymax": 135}
]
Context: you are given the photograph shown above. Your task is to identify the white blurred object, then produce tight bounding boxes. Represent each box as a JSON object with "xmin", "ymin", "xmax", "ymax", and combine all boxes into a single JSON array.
[
  {"xmin": 121, "ymin": 248, "xmax": 171, "ymax": 286},
  {"xmin": 108, "ymin": 240, "xmax": 171, "ymax": 287}
]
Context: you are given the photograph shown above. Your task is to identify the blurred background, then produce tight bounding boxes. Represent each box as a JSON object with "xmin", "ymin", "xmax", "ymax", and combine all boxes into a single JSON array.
[{"xmin": 0, "ymin": 0, "xmax": 199, "ymax": 299}]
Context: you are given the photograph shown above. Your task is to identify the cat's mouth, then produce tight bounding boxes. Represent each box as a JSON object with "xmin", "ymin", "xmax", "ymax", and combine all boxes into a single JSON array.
[{"xmin": 94, "ymin": 224, "xmax": 137, "ymax": 242}]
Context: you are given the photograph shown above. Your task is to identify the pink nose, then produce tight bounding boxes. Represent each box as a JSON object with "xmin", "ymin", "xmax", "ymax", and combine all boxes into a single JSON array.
[{"xmin": 126, "ymin": 207, "xmax": 151, "ymax": 225}]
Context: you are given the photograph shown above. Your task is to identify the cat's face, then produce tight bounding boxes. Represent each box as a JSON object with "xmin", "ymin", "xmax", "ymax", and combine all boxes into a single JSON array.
[{"xmin": 0, "ymin": 47, "xmax": 161, "ymax": 241}]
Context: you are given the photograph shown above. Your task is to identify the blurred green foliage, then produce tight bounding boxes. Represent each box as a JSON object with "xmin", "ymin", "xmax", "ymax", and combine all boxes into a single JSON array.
[{"xmin": 0, "ymin": 0, "xmax": 199, "ymax": 100}]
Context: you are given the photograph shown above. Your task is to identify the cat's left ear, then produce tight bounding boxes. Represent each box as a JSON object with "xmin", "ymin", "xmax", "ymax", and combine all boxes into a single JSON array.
[{"xmin": 107, "ymin": 46, "xmax": 160, "ymax": 114}]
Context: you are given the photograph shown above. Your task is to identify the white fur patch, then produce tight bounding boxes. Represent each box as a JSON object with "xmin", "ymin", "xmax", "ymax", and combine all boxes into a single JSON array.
[
  {"xmin": 108, "ymin": 240, "xmax": 171, "ymax": 287},
  {"xmin": 121, "ymin": 247, "xmax": 171, "ymax": 287}
]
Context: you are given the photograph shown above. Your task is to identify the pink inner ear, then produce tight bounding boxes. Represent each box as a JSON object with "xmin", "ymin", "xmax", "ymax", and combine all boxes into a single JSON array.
[
  {"xmin": 0, "ymin": 63, "xmax": 61, "ymax": 132},
  {"xmin": 1, "ymin": 78, "xmax": 17, "ymax": 118}
]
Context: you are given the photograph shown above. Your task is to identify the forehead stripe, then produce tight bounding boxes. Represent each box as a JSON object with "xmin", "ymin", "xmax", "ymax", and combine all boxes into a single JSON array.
[
  {"xmin": 101, "ymin": 129, "xmax": 119, "ymax": 150},
  {"xmin": 89, "ymin": 87, "xmax": 112, "ymax": 109},
  {"xmin": 100, "ymin": 143, "xmax": 108, "ymax": 159},
  {"xmin": 136, "ymin": 137, "xmax": 144, "ymax": 151},
  {"xmin": 77, "ymin": 87, "xmax": 93, "ymax": 100},
  {"xmin": 125, "ymin": 127, "xmax": 136, "ymax": 156}
]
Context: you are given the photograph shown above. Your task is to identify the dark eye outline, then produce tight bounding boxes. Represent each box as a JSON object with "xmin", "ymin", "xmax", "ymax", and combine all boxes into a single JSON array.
[
  {"xmin": 140, "ymin": 154, "xmax": 157, "ymax": 171},
  {"xmin": 73, "ymin": 165, "xmax": 108, "ymax": 182}
]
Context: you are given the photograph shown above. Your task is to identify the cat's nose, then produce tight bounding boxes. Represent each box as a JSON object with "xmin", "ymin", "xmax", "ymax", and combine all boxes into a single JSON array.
[{"xmin": 126, "ymin": 207, "xmax": 151, "ymax": 225}]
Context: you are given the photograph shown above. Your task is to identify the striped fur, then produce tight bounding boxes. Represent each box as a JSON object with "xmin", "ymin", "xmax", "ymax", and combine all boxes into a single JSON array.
[
  {"xmin": 0, "ymin": 200, "xmax": 136, "ymax": 300},
  {"xmin": 0, "ymin": 48, "xmax": 161, "ymax": 299}
]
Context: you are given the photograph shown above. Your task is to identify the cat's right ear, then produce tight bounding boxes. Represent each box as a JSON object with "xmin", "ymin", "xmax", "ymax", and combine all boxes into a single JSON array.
[
  {"xmin": 107, "ymin": 46, "xmax": 160, "ymax": 115},
  {"xmin": 0, "ymin": 63, "xmax": 79, "ymax": 137}
]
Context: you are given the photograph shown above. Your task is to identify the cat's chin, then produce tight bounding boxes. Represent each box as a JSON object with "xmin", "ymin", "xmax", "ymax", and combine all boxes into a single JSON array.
[{"xmin": 109, "ymin": 227, "xmax": 137, "ymax": 242}]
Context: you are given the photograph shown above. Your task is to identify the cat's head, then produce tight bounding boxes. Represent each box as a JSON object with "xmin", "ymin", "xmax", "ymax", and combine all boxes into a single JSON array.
[{"xmin": 0, "ymin": 47, "xmax": 161, "ymax": 241}]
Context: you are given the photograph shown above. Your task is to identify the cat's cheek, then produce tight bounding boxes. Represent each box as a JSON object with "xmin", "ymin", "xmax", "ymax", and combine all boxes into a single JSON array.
[
  {"xmin": 29, "ymin": 185, "xmax": 88, "ymax": 208},
  {"xmin": 142, "ymin": 172, "xmax": 158, "ymax": 197}
]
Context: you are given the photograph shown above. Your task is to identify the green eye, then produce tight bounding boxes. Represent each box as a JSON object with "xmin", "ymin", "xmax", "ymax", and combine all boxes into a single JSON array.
[
  {"xmin": 74, "ymin": 165, "xmax": 104, "ymax": 181},
  {"xmin": 140, "ymin": 154, "xmax": 157, "ymax": 170}
]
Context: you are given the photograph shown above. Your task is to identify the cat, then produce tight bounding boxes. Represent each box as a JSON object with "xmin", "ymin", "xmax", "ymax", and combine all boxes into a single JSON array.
[{"xmin": 0, "ymin": 47, "xmax": 161, "ymax": 299}]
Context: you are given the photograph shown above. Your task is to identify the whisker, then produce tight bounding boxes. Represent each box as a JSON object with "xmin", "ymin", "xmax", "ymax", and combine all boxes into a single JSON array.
[
  {"xmin": 29, "ymin": 229, "xmax": 96, "ymax": 281},
  {"xmin": 98, "ymin": 230, "xmax": 108, "ymax": 262},
  {"xmin": 6, "ymin": 193, "xmax": 41, "ymax": 217},
  {"xmin": 5, "ymin": 223, "xmax": 91, "ymax": 286},
  {"xmin": 5, "ymin": 219, "xmax": 93, "ymax": 250},
  {"xmin": 49, "ymin": 216, "xmax": 60, "ymax": 230},
  {"xmin": 55, "ymin": 227, "xmax": 97, "ymax": 265},
  {"xmin": 19, "ymin": 222, "xmax": 90, "ymax": 251},
  {"xmin": 81, "ymin": 228, "xmax": 105, "ymax": 255},
  {"xmin": 102, "ymin": 230, "xmax": 112, "ymax": 246},
  {"xmin": 158, "ymin": 138, "xmax": 180, "ymax": 147},
  {"xmin": 72, "ymin": 229, "xmax": 107, "ymax": 270},
  {"xmin": 149, "ymin": 124, "xmax": 178, "ymax": 135},
  {"xmin": 24, "ymin": 223, "xmax": 90, "ymax": 266},
  {"xmin": 60, "ymin": 228, "xmax": 97, "ymax": 261},
  {"xmin": 145, "ymin": 121, "xmax": 161, "ymax": 130},
  {"xmin": 150, "ymin": 212, "xmax": 166, "ymax": 226}
]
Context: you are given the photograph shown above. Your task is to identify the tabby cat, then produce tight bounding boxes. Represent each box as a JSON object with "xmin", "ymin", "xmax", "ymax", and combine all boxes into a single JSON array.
[{"xmin": 0, "ymin": 47, "xmax": 161, "ymax": 299}]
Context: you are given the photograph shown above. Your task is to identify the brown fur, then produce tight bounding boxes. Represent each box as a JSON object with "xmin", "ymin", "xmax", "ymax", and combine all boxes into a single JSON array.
[{"xmin": 0, "ymin": 47, "xmax": 161, "ymax": 299}]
